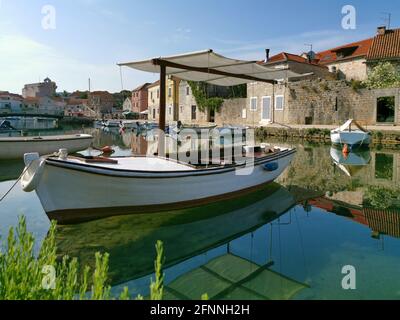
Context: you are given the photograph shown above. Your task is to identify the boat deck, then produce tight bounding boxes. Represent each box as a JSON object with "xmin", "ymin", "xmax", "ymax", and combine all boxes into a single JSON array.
[{"xmin": 65, "ymin": 156, "xmax": 196, "ymax": 171}]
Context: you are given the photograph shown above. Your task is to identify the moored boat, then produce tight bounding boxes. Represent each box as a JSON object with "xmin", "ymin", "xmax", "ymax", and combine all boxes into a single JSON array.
[
  {"xmin": 21, "ymin": 146, "xmax": 296, "ymax": 223},
  {"xmin": 0, "ymin": 134, "xmax": 93, "ymax": 160},
  {"xmin": 331, "ymin": 119, "xmax": 371, "ymax": 147}
]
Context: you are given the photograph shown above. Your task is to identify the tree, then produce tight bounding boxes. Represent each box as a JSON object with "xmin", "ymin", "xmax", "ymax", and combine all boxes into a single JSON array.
[{"xmin": 364, "ymin": 62, "xmax": 400, "ymax": 89}]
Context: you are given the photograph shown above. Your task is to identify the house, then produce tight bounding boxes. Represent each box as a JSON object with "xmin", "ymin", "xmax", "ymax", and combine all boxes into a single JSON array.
[
  {"xmin": 87, "ymin": 91, "xmax": 114, "ymax": 116},
  {"xmin": 22, "ymin": 77, "xmax": 58, "ymax": 98},
  {"xmin": 264, "ymin": 51, "xmax": 334, "ymax": 80},
  {"xmin": 240, "ymin": 51, "xmax": 334, "ymax": 126},
  {"xmin": 366, "ymin": 26, "xmax": 400, "ymax": 70},
  {"xmin": 315, "ymin": 38, "xmax": 373, "ymax": 81},
  {"xmin": 178, "ymin": 81, "xmax": 231, "ymax": 124},
  {"xmin": 131, "ymin": 83, "xmax": 151, "ymax": 119},
  {"xmin": 315, "ymin": 27, "xmax": 400, "ymax": 81},
  {"xmin": 0, "ymin": 92, "xmax": 24, "ymax": 113},
  {"xmin": 148, "ymin": 78, "xmax": 180, "ymax": 123},
  {"xmin": 65, "ymin": 98, "xmax": 94, "ymax": 118},
  {"xmin": 23, "ymin": 96, "xmax": 65, "ymax": 117},
  {"xmin": 122, "ymin": 97, "xmax": 132, "ymax": 111}
]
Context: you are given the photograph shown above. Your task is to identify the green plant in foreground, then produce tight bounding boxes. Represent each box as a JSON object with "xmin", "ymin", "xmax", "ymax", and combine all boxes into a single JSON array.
[{"xmin": 0, "ymin": 217, "xmax": 167, "ymax": 300}]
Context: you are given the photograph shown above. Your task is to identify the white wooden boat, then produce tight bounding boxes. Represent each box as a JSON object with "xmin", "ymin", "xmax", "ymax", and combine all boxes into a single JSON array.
[
  {"xmin": 0, "ymin": 134, "xmax": 93, "ymax": 160},
  {"xmin": 331, "ymin": 119, "xmax": 371, "ymax": 147},
  {"xmin": 101, "ymin": 120, "xmax": 121, "ymax": 128},
  {"xmin": 21, "ymin": 147, "xmax": 295, "ymax": 223}
]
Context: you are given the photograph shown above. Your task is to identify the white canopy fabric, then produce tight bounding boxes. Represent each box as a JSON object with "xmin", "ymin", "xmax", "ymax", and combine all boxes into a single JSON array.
[
  {"xmin": 336, "ymin": 119, "xmax": 368, "ymax": 132},
  {"xmin": 118, "ymin": 49, "xmax": 306, "ymax": 86}
]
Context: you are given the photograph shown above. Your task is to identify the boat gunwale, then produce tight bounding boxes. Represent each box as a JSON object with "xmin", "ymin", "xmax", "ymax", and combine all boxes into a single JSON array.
[
  {"xmin": 44, "ymin": 148, "xmax": 296, "ymax": 178},
  {"xmin": 0, "ymin": 134, "xmax": 93, "ymax": 143}
]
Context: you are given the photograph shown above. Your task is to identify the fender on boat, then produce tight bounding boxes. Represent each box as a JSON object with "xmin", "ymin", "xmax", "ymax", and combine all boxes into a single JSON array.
[
  {"xmin": 263, "ymin": 162, "xmax": 279, "ymax": 172},
  {"xmin": 21, "ymin": 153, "xmax": 46, "ymax": 192}
]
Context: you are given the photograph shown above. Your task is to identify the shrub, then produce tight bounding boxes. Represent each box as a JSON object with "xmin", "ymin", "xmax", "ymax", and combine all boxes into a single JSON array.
[{"xmin": 0, "ymin": 217, "xmax": 166, "ymax": 300}]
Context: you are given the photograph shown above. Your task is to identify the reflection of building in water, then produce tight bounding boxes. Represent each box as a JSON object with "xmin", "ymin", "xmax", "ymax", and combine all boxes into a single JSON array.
[
  {"xmin": 280, "ymin": 145, "xmax": 400, "ymax": 195},
  {"xmin": 309, "ymin": 197, "xmax": 400, "ymax": 239},
  {"xmin": 130, "ymin": 134, "xmax": 148, "ymax": 155}
]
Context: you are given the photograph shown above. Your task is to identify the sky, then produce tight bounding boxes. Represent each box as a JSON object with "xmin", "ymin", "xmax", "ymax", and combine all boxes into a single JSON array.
[{"xmin": 0, "ymin": 0, "xmax": 399, "ymax": 94}]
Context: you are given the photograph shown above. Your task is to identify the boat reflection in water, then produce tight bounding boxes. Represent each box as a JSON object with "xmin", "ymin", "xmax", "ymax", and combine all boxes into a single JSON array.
[
  {"xmin": 330, "ymin": 146, "xmax": 371, "ymax": 177},
  {"xmin": 56, "ymin": 183, "xmax": 309, "ymax": 300}
]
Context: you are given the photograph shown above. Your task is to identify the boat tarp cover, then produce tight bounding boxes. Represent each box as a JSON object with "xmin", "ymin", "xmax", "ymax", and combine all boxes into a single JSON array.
[
  {"xmin": 163, "ymin": 254, "xmax": 307, "ymax": 300},
  {"xmin": 118, "ymin": 50, "xmax": 306, "ymax": 86},
  {"xmin": 336, "ymin": 119, "xmax": 368, "ymax": 132}
]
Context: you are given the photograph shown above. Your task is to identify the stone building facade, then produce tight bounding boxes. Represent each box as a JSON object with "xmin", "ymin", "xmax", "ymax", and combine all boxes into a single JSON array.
[
  {"xmin": 237, "ymin": 79, "xmax": 400, "ymax": 127},
  {"xmin": 131, "ymin": 83, "xmax": 150, "ymax": 118},
  {"xmin": 148, "ymin": 78, "xmax": 180, "ymax": 123},
  {"xmin": 22, "ymin": 77, "xmax": 57, "ymax": 98},
  {"xmin": 87, "ymin": 91, "xmax": 114, "ymax": 116}
]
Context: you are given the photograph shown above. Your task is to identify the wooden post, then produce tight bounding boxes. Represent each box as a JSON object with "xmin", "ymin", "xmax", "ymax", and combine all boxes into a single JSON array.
[
  {"xmin": 159, "ymin": 64, "xmax": 166, "ymax": 132},
  {"xmin": 158, "ymin": 63, "xmax": 166, "ymax": 156}
]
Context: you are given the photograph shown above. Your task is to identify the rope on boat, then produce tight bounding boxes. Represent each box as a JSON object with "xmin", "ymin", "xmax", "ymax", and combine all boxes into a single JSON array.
[{"xmin": 0, "ymin": 161, "xmax": 34, "ymax": 203}]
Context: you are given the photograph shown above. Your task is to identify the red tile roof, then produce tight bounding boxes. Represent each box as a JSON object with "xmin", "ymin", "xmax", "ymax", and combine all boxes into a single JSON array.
[
  {"xmin": 316, "ymin": 38, "xmax": 373, "ymax": 65},
  {"xmin": 133, "ymin": 83, "xmax": 151, "ymax": 92},
  {"xmin": 267, "ymin": 52, "xmax": 307, "ymax": 64},
  {"xmin": 367, "ymin": 28, "xmax": 400, "ymax": 61},
  {"xmin": 147, "ymin": 80, "xmax": 160, "ymax": 89},
  {"xmin": 264, "ymin": 52, "xmax": 326, "ymax": 68}
]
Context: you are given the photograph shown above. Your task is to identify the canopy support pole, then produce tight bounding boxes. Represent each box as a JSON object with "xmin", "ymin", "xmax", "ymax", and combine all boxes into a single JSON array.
[
  {"xmin": 159, "ymin": 63, "xmax": 167, "ymax": 132},
  {"xmin": 158, "ymin": 63, "xmax": 167, "ymax": 156}
]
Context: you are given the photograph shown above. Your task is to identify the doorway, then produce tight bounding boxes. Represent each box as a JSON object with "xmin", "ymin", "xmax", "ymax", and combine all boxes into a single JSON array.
[
  {"xmin": 377, "ymin": 96, "xmax": 395, "ymax": 123},
  {"xmin": 262, "ymin": 96, "xmax": 271, "ymax": 121},
  {"xmin": 208, "ymin": 109, "xmax": 215, "ymax": 123}
]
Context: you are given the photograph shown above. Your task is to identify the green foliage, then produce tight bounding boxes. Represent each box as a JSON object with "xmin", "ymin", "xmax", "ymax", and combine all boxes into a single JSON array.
[
  {"xmin": 150, "ymin": 240, "xmax": 165, "ymax": 300},
  {"xmin": 188, "ymin": 81, "xmax": 224, "ymax": 112},
  {"xmin": 364, "ymin": 186, "xmax": 400, "ymax": 210},
  {"xmin": 364, "ymin": 62, "xmax": 400, "ymax": 89},
  {"xmin": 349, "ymin": 79, "xmax": 366, "ymax": 91},
  {"xmin": 0, "ymin": 217, "xmax": 127, "ymax": 300},
  {"xmin": 0, "ymin": 218, "xmax": 207, "ymax": 301}
]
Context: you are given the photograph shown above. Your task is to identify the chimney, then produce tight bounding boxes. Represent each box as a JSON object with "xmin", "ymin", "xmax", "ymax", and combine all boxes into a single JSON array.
[
  {"xmin": 377, "ymin": 26, "xmax": 387, "ymax": 35},
  {"xmin": 265, "ymin": 49, "xmax": 270, "ymax": 62}
]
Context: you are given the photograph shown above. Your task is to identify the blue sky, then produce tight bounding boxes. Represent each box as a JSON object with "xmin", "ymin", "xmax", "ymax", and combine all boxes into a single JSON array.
[{"xmin": 0, "ymin": 0, "xmax": 399, "ymax": 93}]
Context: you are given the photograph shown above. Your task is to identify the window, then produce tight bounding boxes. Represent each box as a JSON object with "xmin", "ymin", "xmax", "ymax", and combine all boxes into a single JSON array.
[
  {"xmin": 275, "ymin": 95, "xmax": 284, "ymax": 110},
  {"xmin": 168, "ymin": 106, "xmax": 172, "ymax": 115},
  {"xmin": 157, "ymin": 89, "xmax": 160, "ymax": 99},
  {"xmin": 180, "ymin": 106, "xmax": 183, "ymax": 113},
  {"xmin": 191, "ymin": 105, "xmax": 197, "ymax": 120},
  {"xmin": 150, "ymin": 92, "xmax": 153, "ymax": 100},
  {"xmin": 168, "ymin": 87, "xmax": 172, "ymax": 98},
  {"xmin": 250, "ymin": 97, "xmax": 257, "ymax": 111},
  {"xmin": 152, "ymin": 108, "xmax": 156, "ymax": 119},
  {"xmin": 186, "ymin": 86, "xmax": 190, "ymax": 96}
]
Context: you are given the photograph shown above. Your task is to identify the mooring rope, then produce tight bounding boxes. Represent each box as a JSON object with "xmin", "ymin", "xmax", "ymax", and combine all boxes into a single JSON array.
[{"xmin": 0, "ymin": 161, "xmax": 33, "ymax": 203}]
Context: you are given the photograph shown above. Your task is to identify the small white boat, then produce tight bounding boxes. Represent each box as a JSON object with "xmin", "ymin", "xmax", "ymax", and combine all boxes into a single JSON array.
[
  {"xmin": 0, "ymin": 134, "xmax": 93, "ymax": 160},
  {"xmin": 331, "ymin": 119, "xmax": 371, "ymax": 147},
  {"xmin": 21, "ymin": 146, "xmax": 295, "ymax": 223},
  {"xmin": 100, "ymin": 120, "xmax": 122, "ymax": 128}
]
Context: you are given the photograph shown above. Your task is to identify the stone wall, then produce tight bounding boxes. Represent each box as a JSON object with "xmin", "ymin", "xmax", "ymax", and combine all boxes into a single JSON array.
[
  {"xmin": 287, "ymin": 79, "xmax": 400, "ymax": 125},
  {"xmin": 326, "ymin": 58, "xmax": 368, "ymax": 81}
]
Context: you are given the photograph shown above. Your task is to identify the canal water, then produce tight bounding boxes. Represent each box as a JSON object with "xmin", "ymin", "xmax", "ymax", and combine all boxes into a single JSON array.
[{"xmin": 0, "ymin": 126, "xmax": 400, "ymax": 300}]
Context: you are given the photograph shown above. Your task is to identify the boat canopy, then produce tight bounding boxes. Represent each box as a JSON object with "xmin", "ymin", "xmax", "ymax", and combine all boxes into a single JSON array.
[
  {"xmin": 118, "ymin": 49, "xmax": 306, "ymax": 86},
  {"xmin": 336, "ymin": 119, "xmax": 368, "ymax": 132}
]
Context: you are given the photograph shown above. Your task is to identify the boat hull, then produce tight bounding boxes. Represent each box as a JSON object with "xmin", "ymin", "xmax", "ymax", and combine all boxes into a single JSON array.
[
  {"xmin": 331, "ymin": 131, "xmax": 371, "ymax": 146},
  {"xmin": 0, "ymin": 134, "xmax": 93, "ymax": 160},
  {"xmin": 32, "ymin": 150, "xmax": 295, "ymax": 223}
]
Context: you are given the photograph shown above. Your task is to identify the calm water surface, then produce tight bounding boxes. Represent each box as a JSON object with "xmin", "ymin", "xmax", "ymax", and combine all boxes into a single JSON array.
[{"xmin": 1, "ymin": 126, "xmax": 400, "ymax": 300}]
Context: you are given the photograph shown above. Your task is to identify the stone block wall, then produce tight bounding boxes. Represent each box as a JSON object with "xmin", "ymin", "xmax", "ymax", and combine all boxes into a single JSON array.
[{"xmin": 287, "ymin": 79, "xmax": 400, "ymax": 125}]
